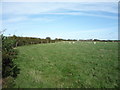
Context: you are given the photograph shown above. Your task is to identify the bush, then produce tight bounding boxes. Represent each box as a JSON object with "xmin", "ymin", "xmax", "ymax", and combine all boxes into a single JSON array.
[{"xmin": 2, "ymin": 35, "xmax": 20, "ymax": 88}]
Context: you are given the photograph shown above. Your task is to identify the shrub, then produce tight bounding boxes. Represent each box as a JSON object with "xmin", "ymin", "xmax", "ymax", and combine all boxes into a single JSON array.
[{"xmin": 2, "ymin": 35, "xmax": 20, "ymax": 88}]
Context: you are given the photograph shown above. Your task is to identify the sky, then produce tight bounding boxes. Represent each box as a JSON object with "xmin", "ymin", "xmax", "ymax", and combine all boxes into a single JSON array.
[{"xmin": 0, "ymin": 2, "xmax": 118, "ymax": 40}]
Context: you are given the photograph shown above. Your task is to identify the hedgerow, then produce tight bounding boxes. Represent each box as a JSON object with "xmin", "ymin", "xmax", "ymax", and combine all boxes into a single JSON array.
[{"xmin": 2, "ymin": 35, "xmax": 20, "ymax": 88}]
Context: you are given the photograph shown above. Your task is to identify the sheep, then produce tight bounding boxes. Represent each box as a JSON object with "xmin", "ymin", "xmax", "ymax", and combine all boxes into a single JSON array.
[
  {"xmin": 72, "ymin": 42, "xmax": 75, "ymax": 44},
  {"xmin": 93, "ymin": 42, "xmax": 96, "ymax": 44}
]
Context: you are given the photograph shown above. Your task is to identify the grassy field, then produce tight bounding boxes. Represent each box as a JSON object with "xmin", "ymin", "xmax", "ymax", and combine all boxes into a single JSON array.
[{"xmin": 13, "ymin": 41, "xmax": 119, "ymax": 88}]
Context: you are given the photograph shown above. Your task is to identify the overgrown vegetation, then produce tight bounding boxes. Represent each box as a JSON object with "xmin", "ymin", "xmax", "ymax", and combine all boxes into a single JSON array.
[
  {"xmin": 9, "ymin": 35, "xmax": 56, "ymax": 47},
  {"xmin": 2, "ymin": 35, "xmax": 20, "ymax": 88}
]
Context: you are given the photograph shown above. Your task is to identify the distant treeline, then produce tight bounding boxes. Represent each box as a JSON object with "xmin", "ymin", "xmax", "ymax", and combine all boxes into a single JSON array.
[
  {"xmin": 8, "ymin": 35, "xmax": 120, "ymax": 48},
  {"xmin": 9, "ymin": 35, "xmax": 55, "ymax": 47},
  {"xmin": 7, "ymin": 35, "xmax": 78, "ymax": 47}
]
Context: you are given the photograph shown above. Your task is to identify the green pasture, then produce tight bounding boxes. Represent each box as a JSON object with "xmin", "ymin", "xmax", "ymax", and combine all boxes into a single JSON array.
[{"xmin": 13, "ymin": 41, "xmax": 119, "ymax": 88}]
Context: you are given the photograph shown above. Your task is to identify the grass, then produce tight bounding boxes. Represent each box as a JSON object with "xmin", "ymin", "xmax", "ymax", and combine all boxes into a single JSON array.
[{"xmin": 13, "ymin": 41, "xmax": 119, "ymax": 88}]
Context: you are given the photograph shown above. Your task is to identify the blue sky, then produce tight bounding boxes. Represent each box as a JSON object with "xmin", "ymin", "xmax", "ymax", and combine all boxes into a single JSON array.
[{"xmin": 1, "ymin": 2, "xmax": 118, "ymax": 40}]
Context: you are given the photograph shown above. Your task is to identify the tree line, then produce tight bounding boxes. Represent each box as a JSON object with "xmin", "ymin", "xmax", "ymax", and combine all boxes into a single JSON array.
[
  {"xmin": 5, "ymin": 35, "xmax": 120, "ymax": 48},
  {"xmin": 7, "ymin": 35, "xmax": 79, "ymax": 47}
]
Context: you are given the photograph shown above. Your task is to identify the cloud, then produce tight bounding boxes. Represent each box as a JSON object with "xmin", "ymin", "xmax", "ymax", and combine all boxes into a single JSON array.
[
  {"xmin": 3, "ymin": 17, "xmax": 28, "ymax": 23},
  {"xmin": 3, "ymin": 16, "xmax": 57, "ymax": 23},
  {"xmin": 1, "ymin": 2, "xmax": 118, "ymax": 23},
  {"xmin": 39, "ymin": 12, "xmax": 117, "ymax": 19},
  {"xmin": 2, "ymin": 2, "xmax": 117, "ymax": 15},
  {"xmin": 67, "ymin": 2, "xmax": 118, "ymax": 14}
]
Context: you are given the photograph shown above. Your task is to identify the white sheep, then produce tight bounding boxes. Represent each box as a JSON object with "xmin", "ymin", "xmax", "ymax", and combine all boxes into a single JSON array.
[
  {"xmin": 93, "ymin": 42, "xmax": 96, "ymax": 44},
  {"xmin": 72, "ymin": 42, "xmax": 75, "ymax": 44}
]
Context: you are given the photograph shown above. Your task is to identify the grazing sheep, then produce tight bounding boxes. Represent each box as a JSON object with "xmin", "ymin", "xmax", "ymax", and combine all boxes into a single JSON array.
[
  {"xmin": 72, "ymin": 42, "xmax": 75, "ymax": 44},
  {"xmin": 93, "ymin": 42, "xmax": 96, "ymax": 44}
]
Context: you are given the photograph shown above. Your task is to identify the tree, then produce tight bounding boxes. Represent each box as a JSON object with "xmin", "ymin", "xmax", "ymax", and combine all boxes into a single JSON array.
[{"xmin": 46, "ymin": 37, "xmax": 51, "ymax": 43}]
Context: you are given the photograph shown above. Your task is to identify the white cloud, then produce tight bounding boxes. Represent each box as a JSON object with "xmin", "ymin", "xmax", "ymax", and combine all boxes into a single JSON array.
[
  {"xmin": 1, "ymin": 2, "xmax": 118, "ymax": 24},
  {"xmin": 39, "ymin": 12, "xmax": 117, "ymax": 19},
  {"xmin": 2, "ymin": 2, "xmax": 117, "ymax": 15},
  {"xmin": 3, "ymin": 16, "xmax": 58, "ymax": 23},
  {"xmin": 67, "ymin": 2, "xmax": 118, "ymax": 14},
  {"xmin": 3, "ymin": 17, "xmax": 28, "ymax": 23}
]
